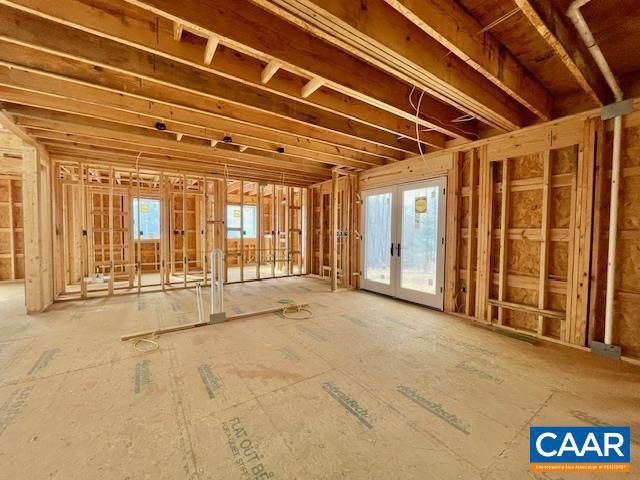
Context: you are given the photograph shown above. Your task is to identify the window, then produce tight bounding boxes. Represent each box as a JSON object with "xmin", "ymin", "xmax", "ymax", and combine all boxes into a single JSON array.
[
  {"xmin": 133, "ymin": 198, "xmax": 160, "ymax": 240},
  {"xmin": 227, "ymin": 205, "xmax": 257, "ymax": 238}
]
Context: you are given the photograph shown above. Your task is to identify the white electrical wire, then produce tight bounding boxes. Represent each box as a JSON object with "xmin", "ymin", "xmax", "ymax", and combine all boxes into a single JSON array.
[
  {"xmin": 476, "ymin": 8, "xmax": 520, "ymax": 35},
  {"xmin": 409, "ymin": 86, "xmax": 480, "ymax": 152}
]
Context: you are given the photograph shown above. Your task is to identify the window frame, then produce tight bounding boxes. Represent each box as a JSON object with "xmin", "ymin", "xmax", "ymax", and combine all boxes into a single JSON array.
[
  {"xmin": 226, "ymin": 204, "xmax": 258, "ymax": 239},
  {"xmin": 132, "ymin": 197, "xmax": 161, "ymax": 241}
]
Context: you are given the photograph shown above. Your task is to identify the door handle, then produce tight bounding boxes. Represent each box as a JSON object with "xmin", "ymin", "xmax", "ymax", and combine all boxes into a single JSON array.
[
  {"xmin": 390, "ymin": 243, "xmax": 394, "ymax": 257},
  {"xmin": 396, "ymin": 243, "xmax": 401, "ymax": 257}
]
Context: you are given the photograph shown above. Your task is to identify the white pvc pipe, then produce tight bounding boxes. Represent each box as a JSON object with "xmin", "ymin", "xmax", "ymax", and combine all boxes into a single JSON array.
[
  {"xmin": 604, "ymin": 115, "xmax": 622, "ymax": 344},
  {"xmin": 567, "ymin": 0, "xmax": 624, "ymax": 346},
  {"xmin": 566, "ymin": 0, "xmax": 623, "ymax": 102},
  {"xmin": 210, "ymin": 249, "xmax": 224, "ymax": 314}
]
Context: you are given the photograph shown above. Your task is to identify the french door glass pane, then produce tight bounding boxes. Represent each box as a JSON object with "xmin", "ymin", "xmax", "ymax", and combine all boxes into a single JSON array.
[
  {"xmin": 364, "ymin": 192, "xmax": 392, "ymax": 284},
  {"xmin": 400, "ymin": 186, "xmax": 439, "ymax": 294}
]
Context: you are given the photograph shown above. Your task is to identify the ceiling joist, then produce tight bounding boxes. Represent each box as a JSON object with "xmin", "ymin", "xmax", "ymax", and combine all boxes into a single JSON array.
[
  {"xmin": 514, "ymin": 0, "xmax": 612, "ymax": 106},
  {"xmin": 242, "ymin": 0, "xmax": 526, "ymax": 130},
  {"xmin": 0, "ymin": 0, "xmax": 449, "ymax": 148},
  {"xmin": 0, "ymin": 5, "xmax": 432, "ymax": 154},
  {"xmin": 381, "ymin": 0, "xmax": 553, "ymax": 120},
  {"xmin": 121, "ymin": 0, "xmax": 477, "ymax": 139}
]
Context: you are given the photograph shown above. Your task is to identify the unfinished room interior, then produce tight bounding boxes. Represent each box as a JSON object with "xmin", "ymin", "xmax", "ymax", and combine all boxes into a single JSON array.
[{"xmin": 0, "ymin": 0, "xmax": 639, "ymax": 477}]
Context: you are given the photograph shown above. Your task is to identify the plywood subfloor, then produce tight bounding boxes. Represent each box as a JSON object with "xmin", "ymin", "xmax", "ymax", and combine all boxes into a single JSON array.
[{"xmin": 0, "ymin": 277, "xmax": 639, "ymax": 479}]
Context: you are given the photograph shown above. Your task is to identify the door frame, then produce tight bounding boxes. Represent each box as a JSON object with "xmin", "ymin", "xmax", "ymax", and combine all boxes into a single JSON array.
[
  {"xmin": 360, "ymin": 185, "xmax": 397, "ymax": 296},
  {"xmin": 394, "ymin": 177, "xmax": 447, "ymax": 309},
  {"xmin": 360, "ymin": 177, "xmax": 447, "ymax": 310}
]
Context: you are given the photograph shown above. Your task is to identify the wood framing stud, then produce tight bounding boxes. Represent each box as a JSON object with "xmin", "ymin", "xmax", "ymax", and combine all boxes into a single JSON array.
[
  {"xmin": 261, "ymin": 60, "xmax": 282, "ymax": 84},
  {"xmin": 330, "ymin": 169, "xmax": 338, "ymax": 291},
  {"xmin": 497, "ymin": 158, "xmax": 510, "ymax": 325},
  {"xmin": 465, "ymin": 150, "xmax": 479, "ymax": 316},
  {"xmin": 537, "ymin": 150, "xmax": 551, "ymax": 335},
  {"xmin": 444, "ymin": 151, "xmax": 460, "ymax": 312},
  {"xmin": 301, "ymin": 77, "xmax": 325, "ymax": 99}
]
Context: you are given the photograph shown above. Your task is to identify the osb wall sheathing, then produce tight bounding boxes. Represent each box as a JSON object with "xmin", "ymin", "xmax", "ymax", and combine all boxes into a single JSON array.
[
  {"xmin": 592, "ymin": 110, "xmax": 640, "ymax": 358},
  {"xmin": 358, "ymin": 112, "xmax": 637, "ymax": 356},
  {"xmin": 0, "ymin": 176, "xmax": 24, "ymax": 281},
  {"xmin": 309, "ymin": 175, "xmax": 359, "ymax": 289},
  {"xmin": 460, "ymin": 120, "xmax": 595, "ymax": 349}
]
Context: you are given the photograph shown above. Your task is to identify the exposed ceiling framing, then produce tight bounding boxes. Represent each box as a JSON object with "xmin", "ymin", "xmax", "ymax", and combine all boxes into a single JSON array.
[{"xmin": 0, "ymin": 0, "xmax": 636, "ymax": 185}]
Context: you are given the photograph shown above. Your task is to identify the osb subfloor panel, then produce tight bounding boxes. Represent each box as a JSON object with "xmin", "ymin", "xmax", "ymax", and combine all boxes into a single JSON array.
[{"xmin": 0, "ymin": 278, "xmax": 639, "ymax": 479}]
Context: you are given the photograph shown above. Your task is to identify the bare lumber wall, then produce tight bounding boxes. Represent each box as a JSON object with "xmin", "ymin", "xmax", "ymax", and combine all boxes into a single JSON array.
[
  {"xmin": 309, "ymin": 174, "xmax": 360, "ymax": 289},
  {"xmin": 357, "ymin": 107, "xmax": 640, "ymax": 357},
  {"xmin": 591, "ymin": 110, "xmax": 640, "ymax": 358},
  {"xmin": 449, "ymin": 117, "xmax": 597, "ymax": 348},
  {"xmin": 0, "ymin": 176, "xmax": 23, "ymax": 281}
]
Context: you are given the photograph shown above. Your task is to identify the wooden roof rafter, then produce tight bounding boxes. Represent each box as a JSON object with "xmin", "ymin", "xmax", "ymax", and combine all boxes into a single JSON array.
[{"xmin": 380, "ymin": 0, "xmax": 553, "ymax": 120}]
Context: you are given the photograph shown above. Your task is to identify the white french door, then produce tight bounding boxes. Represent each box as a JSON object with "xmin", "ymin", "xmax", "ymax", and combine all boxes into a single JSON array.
[{"xmin": 361, "ymin": 178, "xmax": 447, "ymax": 310}]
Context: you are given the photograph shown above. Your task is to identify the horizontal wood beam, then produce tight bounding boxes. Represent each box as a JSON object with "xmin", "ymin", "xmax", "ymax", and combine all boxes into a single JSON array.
[
  {"xmin": 121, "ymin": 0, "xmax": 477, "ymax": 138},
  {"xmin": 45, "ymin": 145, "xmax": 323, "ymax": 184},
  {"xmin": 0, "ymin": 5, "xmax": 428, "ymax": 154},
  {"xmin": 5, "ymin": 106, "xmax": 332, "ymax": 177},
  {"xmin": 50, "ymin": 150, "xmax": 315, "ymax": 187},
  {"xmin": 382, "ymin": 0, "xmax": 552, "ymax": 121},
  {"xmin": 0, "ymin": 0, "xmax": 449, "ymax": 148},
  {"xmin": 42, "ymin": 139, "xmax": 327, "ymax": 183},
  {"xmin": 247, "ymin": 0, "xmax": 524, "ymax": 130},
  {"xmin": 514, "ymin": 0, "xmax": 611, "ymax": 106},
  {"xmin": 0, "ymin": 42, "xmax": 406, "ymax": 161},
  {"xmin": 0, "ymin": 80, "xmax": 375, "ymax": 169},
  {"xmin": 487, "ymin": 299, "xmax": 565, "ymax": 320}
]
